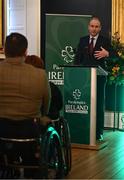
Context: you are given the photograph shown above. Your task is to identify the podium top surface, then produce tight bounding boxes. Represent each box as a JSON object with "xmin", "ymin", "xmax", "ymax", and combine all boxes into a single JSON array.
[{"xmin": 61, "ymin": 65, "xmax": 108, "ymax": 76}]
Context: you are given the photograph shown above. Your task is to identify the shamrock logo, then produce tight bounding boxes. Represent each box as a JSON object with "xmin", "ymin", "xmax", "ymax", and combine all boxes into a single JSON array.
[
  {"xmin": 73, "ymin": 89, "xmax": 81, "ymax": 100},
  {"xmin": 61, "ymin": 46, "xmax": 75, "ymax": 63},
  {"xmin": 121, "ymin": 114, "xmax": 124, "ymax": 129}
]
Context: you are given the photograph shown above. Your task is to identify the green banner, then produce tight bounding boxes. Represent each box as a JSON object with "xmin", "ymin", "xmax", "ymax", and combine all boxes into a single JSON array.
[
  {"xmin": 45, "ymin": 14, "xmax": 91, "ymax": 137},
  {"xmin": 64, "ymin": 67, "xmax": 91, "ymax": 144},
  {"xmin": 45, "ymin": 14, "xmax": 91, "ymax": 85}
]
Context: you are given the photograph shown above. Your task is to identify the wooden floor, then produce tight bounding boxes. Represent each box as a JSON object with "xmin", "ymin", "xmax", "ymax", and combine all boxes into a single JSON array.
[{"xmin": 66, "ymin": 129, "xmax": 124, "ymax": 179}]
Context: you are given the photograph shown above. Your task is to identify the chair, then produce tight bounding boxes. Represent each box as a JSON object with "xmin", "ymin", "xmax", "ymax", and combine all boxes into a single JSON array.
[{"xmin": 0, "ymin": 119, "xmax": 65, "ymax": 179}]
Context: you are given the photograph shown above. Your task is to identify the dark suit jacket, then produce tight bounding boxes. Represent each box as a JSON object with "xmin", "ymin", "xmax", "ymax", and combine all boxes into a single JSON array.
[{"xmin": 74, "ymin": 35, "xmax": 115, "ymax": 70}]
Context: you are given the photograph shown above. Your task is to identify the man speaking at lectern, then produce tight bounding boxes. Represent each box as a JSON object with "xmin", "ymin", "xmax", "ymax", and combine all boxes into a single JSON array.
[{"xmin": 74, "ymin": 16, "xmax": 114, "ymax": 140}]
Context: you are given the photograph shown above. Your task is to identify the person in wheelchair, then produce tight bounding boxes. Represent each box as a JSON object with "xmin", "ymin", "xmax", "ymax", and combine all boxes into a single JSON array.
[
  {"xmin": 25, "ymin": 55, "xmax": 71, "ymax": 176},
  {"xmin": 0, "ymin": 33, "xmax": 51, "ymax": 178},
  {"xmin": 25, "ymin": 55, "xmax": 63, "ymax": 121}
]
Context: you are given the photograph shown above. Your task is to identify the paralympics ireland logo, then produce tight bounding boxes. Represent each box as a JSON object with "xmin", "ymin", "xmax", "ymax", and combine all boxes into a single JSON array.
[
  {"xmin": 65, "ymin": 88, "xmax": 88, "ymax": 114},
  {"xmin": 61, "ymin": 46, "xmax": 75, "ymax": 63}
]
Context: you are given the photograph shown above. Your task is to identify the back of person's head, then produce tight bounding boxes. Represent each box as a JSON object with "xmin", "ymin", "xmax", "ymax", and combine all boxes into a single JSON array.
[
  {"xmin": 4, "ymin": 32, "xmax": 28, "ymax": 58},
  {"xmin": 25, "ymin": 55, "xmax": 44, "ymax": 69}
]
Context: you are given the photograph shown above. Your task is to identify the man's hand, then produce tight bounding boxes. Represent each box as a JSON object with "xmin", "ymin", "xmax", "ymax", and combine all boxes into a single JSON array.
[{"xmin": 94, "ymin": 46, "xmax": 109, "ymax": 60}]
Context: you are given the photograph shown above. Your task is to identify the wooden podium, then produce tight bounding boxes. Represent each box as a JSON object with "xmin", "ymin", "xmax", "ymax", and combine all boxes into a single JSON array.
[{"xmin": 63, "ymin": 65, "xmax": 108, "ymax": 150}]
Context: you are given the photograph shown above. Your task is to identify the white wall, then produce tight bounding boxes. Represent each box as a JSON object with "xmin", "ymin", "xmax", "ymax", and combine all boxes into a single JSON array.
[
  {"xmin": 4, "ymin": 0, "xmax": 41, "ymax": 56},
  {"xmin": 26, "ymin": 0, "xmax": 41, "ymax": 56}
]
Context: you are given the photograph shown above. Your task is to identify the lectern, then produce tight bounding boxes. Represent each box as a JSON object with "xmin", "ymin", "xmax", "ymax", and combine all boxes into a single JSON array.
[{"xmin": 63, "ymin": 65, "xmax": 108, "ymax": 150}]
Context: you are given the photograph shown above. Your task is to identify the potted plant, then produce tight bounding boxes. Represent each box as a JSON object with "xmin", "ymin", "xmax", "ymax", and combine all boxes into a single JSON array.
[{"xmin": 106, "ymin": 32, "xmax": 124, "ymax": 111}]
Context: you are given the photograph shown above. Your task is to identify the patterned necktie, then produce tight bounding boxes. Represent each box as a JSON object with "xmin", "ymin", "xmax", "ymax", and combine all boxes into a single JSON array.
[{"xmin": 89, "ymin": 37, "xmax": 94, "ymax": 55}]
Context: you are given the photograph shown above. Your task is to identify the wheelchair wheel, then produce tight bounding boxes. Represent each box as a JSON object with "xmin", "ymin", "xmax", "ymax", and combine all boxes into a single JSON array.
[
  {"xmin": 58, "ymin": 117, "xmax": 72, "ymax": 175},
  {"xmin": 42, "ymin": 125, "xmax": 65, "ymax": 179},
  {"xmin": 0, "ymin": 167, "xmax": 20, "ymax": 179}
]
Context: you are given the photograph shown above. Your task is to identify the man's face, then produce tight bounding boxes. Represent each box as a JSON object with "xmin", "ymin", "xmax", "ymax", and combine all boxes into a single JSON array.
[{"xmin": 88, "ymin": 19, "xmax": 101, "ymax": 37}]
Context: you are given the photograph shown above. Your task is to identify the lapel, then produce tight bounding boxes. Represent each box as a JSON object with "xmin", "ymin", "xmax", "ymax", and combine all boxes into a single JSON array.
[
  {"xmin": 87, "ymin": 36, "xmax": 90, "ymax": 45},
  {"xmin": 94, "ymin": 35, "xmax": 102, "ymax": 50}
]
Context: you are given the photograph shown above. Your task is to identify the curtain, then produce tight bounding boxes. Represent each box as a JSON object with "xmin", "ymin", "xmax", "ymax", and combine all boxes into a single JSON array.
[
  {"xmin": 112, "ymin": 0, "xmax": 124, "ymax": 42},
  {"xmin": 0, "ymin": 0, "xmax": 2, "ymax": 47}
]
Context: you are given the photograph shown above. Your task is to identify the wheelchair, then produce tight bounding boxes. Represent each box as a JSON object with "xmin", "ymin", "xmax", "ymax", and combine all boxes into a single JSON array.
[
  {"xmin": 52, "ymin": 116, "xmax": 72, "ymax": 175},
  {"xmin": 0, "ymin": 117, "xmax": 71, "ymax": 179}
]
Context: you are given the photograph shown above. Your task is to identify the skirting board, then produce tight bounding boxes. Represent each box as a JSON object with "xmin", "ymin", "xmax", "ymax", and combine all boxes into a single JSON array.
[{"xmin": 71, "ymin": 140, "xmax": 108, "ymax": 150}]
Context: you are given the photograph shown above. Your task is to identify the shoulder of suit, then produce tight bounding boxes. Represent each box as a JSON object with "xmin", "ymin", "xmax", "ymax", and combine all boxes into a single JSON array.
[
  {"xmin": 98, "ymin": 35, "xmax": 109, "ymax": 40},
  {"xmin": 80, "ymin": 35, "xmax": 89, "ymax": 39},
  {"xmin": 80, "ymin": 36, "xmax": 89, "ymax": 42}
]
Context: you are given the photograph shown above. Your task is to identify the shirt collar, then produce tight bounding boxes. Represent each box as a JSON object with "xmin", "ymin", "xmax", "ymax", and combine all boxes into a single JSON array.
[
  {"xmin": 5, "ymin": 57, "xmax": 25, "ymax": 65},
  {"xmin": 90, "ymin": 34, "xmax": 99, "ymax": 41}
]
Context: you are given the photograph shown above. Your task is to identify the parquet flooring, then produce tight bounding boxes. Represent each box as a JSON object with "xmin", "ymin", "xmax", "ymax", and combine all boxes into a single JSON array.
[{"xmin": 66, "ymin": 130, "xmax": 124, "ymax": 179}]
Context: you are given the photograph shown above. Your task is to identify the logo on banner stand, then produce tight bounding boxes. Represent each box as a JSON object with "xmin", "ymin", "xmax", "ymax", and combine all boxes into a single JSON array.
[
  {"xmin": 48, "ymin": 45, "xmax": 75, "ymax": 85},
  {"xmin": 61, "ymin": 46, "xmax": 75, "ymax": 64},
  {"xmin": 65, "ymin": 88, "xmax": 89, "ymax": 114},
  {"xmin": 73, "ymin": 89, "xmax": 81, "ymax": 100}
]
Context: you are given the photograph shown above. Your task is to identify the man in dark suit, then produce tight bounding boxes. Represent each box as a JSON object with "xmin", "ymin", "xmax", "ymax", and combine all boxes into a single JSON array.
[
  {"xmin": 74, "ymin": 16, "xmax": 114, "ymax": 69},
  {"xmin": 74, "ymin": 17, "xmax": 115, "ymax": 140}
]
